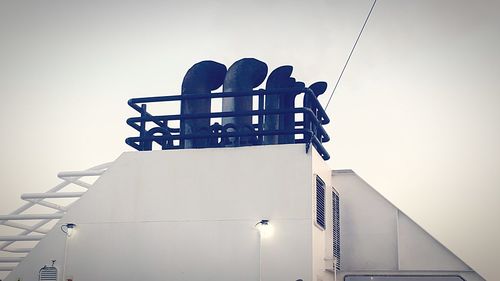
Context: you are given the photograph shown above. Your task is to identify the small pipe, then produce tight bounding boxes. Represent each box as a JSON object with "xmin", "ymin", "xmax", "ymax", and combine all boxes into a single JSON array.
[
  {"xmin": 2, "ymin": 247, "xmax": 32, "ymax": 253},
  {"xmin": 21, "ymin": 192, "xmax": 84, "ymax": 200},
  {"xmin": 60, "ymin": 179, "xmax": 92, "ymax": 189},
  {"xmin": 58, "ymin": 170, "xmax": 105, "ymax": 178},
  {"xmin": 24, "ymin": 199, "xmax": 67, "ymax": 212},
  {"xmin": 0, "ymin": 215, "xmax": 63, "ymax": 251},
  {"xmin": 0, "ymin": 214, "xmax": 63, "ymax": 220},
  {"xmin": 0, "ymin": 235, "xmax": 44, "ymax": 241},
  {"xmin": 0, "ymin": 257, "xmax": 23, "ymax": 262},
  {"xmin": 1, "ymin": 221, "xmax": 49, "ymax": 234}
]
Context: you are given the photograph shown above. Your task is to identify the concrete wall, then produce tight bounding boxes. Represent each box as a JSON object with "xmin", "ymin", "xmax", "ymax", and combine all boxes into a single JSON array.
[
  {"xmin": 331, "ymin": 170, "xmax": 484, "ymax": 281},
  {"xmin": 7, "ymin": 144, "xmax": 320, "ymax": 281}
]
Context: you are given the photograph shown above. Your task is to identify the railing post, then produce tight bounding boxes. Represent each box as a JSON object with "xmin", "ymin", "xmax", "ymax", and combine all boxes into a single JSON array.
[
  {"xmin": 303, "ymin": 89, "xmax": 312, "ymax": 142},
  {"xmin": 139, "ymin": 104, "xmax": 147, "ymax": 151},
  {"xmin": 257, "ymin": 90, "xmax": 265, "ymax": 144}
]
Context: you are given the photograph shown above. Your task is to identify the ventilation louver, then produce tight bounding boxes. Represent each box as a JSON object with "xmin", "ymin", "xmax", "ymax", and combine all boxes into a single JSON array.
[
  {"xmin": 316, "ymin": 176, "xmax": 326, "ymax": 229},
  {"xmin": 39, "ymin": 266, "xmax": 58, "ymax": 281},
  {"xmin": 333, "ymin": 191, "xmax": 341, "ymax": 270}
]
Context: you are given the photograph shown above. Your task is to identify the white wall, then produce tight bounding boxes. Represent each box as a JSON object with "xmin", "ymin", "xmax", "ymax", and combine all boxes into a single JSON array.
[
  {"xmin": 312, "ymin": 149, "xmax": 335, "ymax": 281},
  {"xmin": 2, "ymin": 226, "xmax": 67, "ymax": 281},
  {"xmin": 7, "ymin": 144, "xmax": 320, "ymax": 281},
  {"xmin": 333, "ymin": 170, "xmax": 398, "ymax": 271},
  {"xmin": 331, "ymin": 170, "xmax": 484, "ymax": 281},
  {"xmin": 8, "ymin": 146, "xmax": 482, "ymax": 281},
  {"xmin": 398, "ymin": 211, "xmax": 471, "ymax": 271}
]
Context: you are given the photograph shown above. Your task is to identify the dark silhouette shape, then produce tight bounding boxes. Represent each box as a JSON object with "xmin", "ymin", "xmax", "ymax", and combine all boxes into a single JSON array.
[
  {"xmin": 181, "ymin": 60, "xmax": 227, "ymax": 148},
  {"xmin": 264, "ymin": 65, "xmax": 304, "ymax": 144},
  {"xmin": 222, "ymin": 58, "xmax": 268, "ymax": 145},
  {"xmin": 144, "ymin": 127, "xmax": 172, "ymax": 150},
  {"xmin": 304, "ymin": 81, "xmax": 328, "ymax": 139},
  {"xmin": 125, "ymin": 58, "xmax": 332, "ymax": 160},
  {"xmin": 264, "ymin": 65, "xmax": 293, "ymax": 144}
]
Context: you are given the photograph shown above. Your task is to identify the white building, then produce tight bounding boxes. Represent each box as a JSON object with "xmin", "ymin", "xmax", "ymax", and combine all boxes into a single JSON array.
[
  {"xmin": 0, "ymin": 59, "xmax": 485, "ymax": 281},
  {"xmin": 0, "ymin": 144, "xmax": 484, "ymax": 281}
]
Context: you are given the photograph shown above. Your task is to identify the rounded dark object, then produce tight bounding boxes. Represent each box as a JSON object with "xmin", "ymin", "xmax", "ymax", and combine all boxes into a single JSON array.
[
  {"xmin": 221, "ymin": 58, "xmax": 268, "ymax": 145},
  {"xmin": 181, "ymin": 60, "xmax": 227, "ymax": 148},
  {"xmin": 309, "ymin": 81, "xmax": 328, "ymax": 97}
]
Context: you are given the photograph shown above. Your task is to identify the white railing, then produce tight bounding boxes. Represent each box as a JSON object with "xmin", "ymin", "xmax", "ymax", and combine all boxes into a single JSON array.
[{"xmin": 0, "ymin": 162, "xmax": 111, "ymax": 272}]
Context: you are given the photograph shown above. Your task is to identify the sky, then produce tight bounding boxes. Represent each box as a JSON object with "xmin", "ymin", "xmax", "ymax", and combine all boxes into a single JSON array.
[{"xmin": 0, "ymin": 0, "xmax": 499, "ymax": 280}]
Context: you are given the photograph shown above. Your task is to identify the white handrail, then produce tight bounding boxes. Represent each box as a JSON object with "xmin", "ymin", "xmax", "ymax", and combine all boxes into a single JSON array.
[
  {"xmin": 58, "ymin": 170, "xmax": 106, "ymax": 178},
  {"xmin": 0, "ymin": 257, "xmax": 23, "ymax": 263},
  {"xmin": 3, "ymin": 248, "xmax": 32, "ymax": 253},
  {"xmin": 1, "ymin": 221, "xmax": 49, "ymax": 234},
  {"xmin": 0, "ymin": 214, "xmax": 62, "ymax": 252},
  {"xmin": 0, "ymin": 162, "xmax": 111, "ymax": 225},
  {"xmin": 0, "ymin": 214, "xmax": 64, "ymax": 221},
  {"xmin": 24, "ymin": 199, "xmax": 67, "ymax": 212},
  {"xmin": 0, "ymin": 235, "xmax": 44, "ymax": 241},
  {"xmin": 21, "ymin": 192, "xmax": 85, "ymax": 199},
  {"xmin": 0, "ymin": 162, "xmax": 112, "ymax": 275}
]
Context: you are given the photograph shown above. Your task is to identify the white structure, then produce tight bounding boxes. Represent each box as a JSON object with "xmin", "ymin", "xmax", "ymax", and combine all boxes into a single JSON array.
[
  {"xmin": 1, "ymin": 144, "xmax": 484, "ymax": 281},
  {"xmin": 333, "ymin": 170, "xmax": 483, "ymax": 281}
]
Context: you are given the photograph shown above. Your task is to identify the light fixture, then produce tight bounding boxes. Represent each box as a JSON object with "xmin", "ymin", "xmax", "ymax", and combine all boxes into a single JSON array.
[
  {"xmin": 61, "ymin": 223, "xmax": 76, "ymax": 237},
  {"xmin": 255, "ymin": 219, "xmax": 273, "ymax": 238}
]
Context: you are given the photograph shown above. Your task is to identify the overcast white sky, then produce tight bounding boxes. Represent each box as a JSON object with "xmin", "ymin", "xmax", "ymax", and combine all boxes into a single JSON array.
[{"xmin": 0, "ymin": 0, "xmax": 499, "ymax": 280}]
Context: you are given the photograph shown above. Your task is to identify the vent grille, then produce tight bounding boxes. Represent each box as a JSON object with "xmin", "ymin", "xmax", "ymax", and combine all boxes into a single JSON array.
[
  {"xmin": 316, "ymin": 176, "xmax": 325, "ymax": 229},
  {"xmin": 39, "ymin": 266, "xmax": 57, "ymax": 281},
  {"xmin": 333, "ymin": 191, "xmax": 340, "ymax": 270}
]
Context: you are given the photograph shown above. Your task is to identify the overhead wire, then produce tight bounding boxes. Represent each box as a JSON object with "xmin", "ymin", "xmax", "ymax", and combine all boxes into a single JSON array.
[{"xmin": 324, "ymin": 0, "xmax": 378, "ymax": 110}]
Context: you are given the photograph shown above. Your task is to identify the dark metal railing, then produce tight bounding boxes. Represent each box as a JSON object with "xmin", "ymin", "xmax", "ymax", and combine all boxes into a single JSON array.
[{"xmin": 126, "ymin": 87, "xmax": 331, "ymax": 160}]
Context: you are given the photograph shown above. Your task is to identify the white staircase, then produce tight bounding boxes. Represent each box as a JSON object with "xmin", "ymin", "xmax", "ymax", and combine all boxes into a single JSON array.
[{"xmin": 0, "ymin": 162, "xmax": 111, "ymax": 274}]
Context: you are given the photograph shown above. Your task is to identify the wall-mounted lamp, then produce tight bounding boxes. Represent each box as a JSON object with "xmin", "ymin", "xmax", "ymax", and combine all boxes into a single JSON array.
[
  {"xmin": 60, "ymin": 223, "xmax": 76, "ymax": 237},
  {"xmin": 255, "ymin": 219, "xmax": 273, "ymax": 238}
]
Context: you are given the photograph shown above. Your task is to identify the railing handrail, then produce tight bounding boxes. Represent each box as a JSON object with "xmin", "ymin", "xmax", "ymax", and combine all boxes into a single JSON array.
[
  {"xmin": 127, "ymin": 88, "xmax": 330, "ymax": 124},
  {"xmin": 126, "ymin": 87, "xmax": 331, "ymax": 160}
]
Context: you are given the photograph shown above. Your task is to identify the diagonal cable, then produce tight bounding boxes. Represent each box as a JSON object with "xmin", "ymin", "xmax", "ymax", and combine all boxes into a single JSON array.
[{"xmin": 324, "ymin": 0, "xmax": 378, "ymax": 110}]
